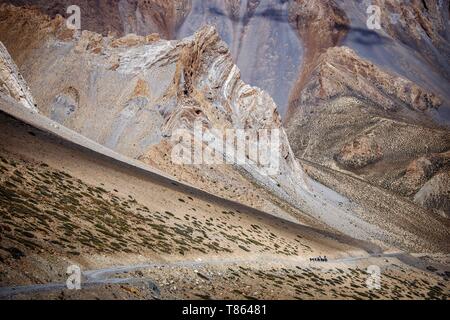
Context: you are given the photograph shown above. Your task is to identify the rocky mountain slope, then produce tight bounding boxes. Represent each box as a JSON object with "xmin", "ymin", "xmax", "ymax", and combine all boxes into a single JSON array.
[
  {"xmin": 0, "ymin": 2, "xmax": 449, "ymax": 300},
  {"xmin": 285, "ymin": 0, "xmax": 450, "ymax": 217},
  {"xmin": 0, "ymin": 42, "xmax": 37, "ymax": 112},
  {"xmin": 0, "ymin": 4, "xmax": 309, "ymax": 223},
  {"xmin": 0, "ymin": 37, "xmax": 365, "ymax": 296},
  {"xmin": 0, "ymin": 97, "xmax": 369, "ymax": 299},
  {"xmin": 0, "ymin": 47, "xmax": 448, "ymax": 301},
  {"xmin": 4, "ymin": 1, "xmax": 448, "ymax": 217},
  {"xmin": 0, "ymin": 3, "xmax": 448, "ymax": 253},
  {"xmin": 0, "ymin": 0, "xmax": 303, "ymax": 116}
]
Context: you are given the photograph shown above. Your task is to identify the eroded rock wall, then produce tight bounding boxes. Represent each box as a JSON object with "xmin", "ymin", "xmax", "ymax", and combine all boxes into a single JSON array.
[{"xmin": 0, "ymin": 41, "xmax": 37, "ymax": 111}]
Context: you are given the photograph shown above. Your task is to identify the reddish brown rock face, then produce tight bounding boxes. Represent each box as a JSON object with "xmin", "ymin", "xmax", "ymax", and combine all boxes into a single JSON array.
[
  {"xmin": 282, "ymin": 0, "xmax": 450, "ymax": 215},
  {"xmin": 335, "ymin": 136, "xmax": 383, "ymax": 170},
  {"xmin": 1, "ymin": 0, "xmax": 191, "ymax": 38}
]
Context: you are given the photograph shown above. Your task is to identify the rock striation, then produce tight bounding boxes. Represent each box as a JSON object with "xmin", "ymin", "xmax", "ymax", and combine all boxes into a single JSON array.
[
  {"xmin": 0, "ymin": 0, "xmax": 303, "ymax": 116},
  {"xmin": 0, "ymin": 42, "xmax": 37, "ymax": 111},
  {"xmin": 0, "ymin": 3, "xmax": 448, "ymax": 251}
]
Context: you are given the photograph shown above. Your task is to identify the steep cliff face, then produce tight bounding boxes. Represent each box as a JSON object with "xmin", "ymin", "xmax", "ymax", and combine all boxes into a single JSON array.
[
  {"xmin": 177, "ymin": 0, "xmax": 303, "ymax": 117},
  {"xmin": 0, "ymin": 42, "xmax": 37, "ymax": 111}
]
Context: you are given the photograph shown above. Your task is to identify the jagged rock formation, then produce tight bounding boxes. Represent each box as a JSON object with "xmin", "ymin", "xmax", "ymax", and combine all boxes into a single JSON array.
[
  {"xmin": 286, "ymin": 0, "xmax": 349, "ymax": 116},
  {"xmin": 0, "ymin": 0, "xmax": 303, "ymax": 116},
  {"xmin": 0, "ymin": 42, "xmax": 37, "ymax": 111},
  {"xmin": 177, "ymin": 0, "xmax": 303, "ymax": 117}
]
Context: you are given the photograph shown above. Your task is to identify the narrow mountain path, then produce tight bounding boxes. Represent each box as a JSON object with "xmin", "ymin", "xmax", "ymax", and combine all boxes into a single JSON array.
[{"xmin": 1, "ymin": 251, "xmax": 447, "ymax": 298}]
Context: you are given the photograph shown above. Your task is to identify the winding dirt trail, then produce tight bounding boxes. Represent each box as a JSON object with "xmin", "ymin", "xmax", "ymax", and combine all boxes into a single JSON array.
[{"xmin": 1, "ymin": 251, "xmax": 447, "ymax": 298}]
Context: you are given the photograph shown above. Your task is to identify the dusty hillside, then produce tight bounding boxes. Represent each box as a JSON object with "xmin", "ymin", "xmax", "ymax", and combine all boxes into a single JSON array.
[
  {"xmin": 1, "ymin": 97, "xmax": 448, "ymax": 300},
  {"xmin": 0, "ymin": 2, "xmax": 449, "ymax": 300},
  {"xmin": 285, "ymin": 0, "xmax": 450, "ymax": 217},
  {"xmin": 0, "ymin": 4, "xmax": 448, "ymax": 253}
]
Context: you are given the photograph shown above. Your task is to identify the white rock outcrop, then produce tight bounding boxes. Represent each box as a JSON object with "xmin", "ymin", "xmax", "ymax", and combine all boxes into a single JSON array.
[{"xmin": 0, "ymin": 42, "xmax": 37, "ymax": 112}]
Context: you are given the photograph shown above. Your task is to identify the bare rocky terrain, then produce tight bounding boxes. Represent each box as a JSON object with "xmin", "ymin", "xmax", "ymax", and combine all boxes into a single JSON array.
[
  {"xmin": 3, "ymin": 0, "xmax": 448, "ymax": 217},
  {"xmin": 0, "ymin": 103, "xmax": 448, "ymax": 300},
  {"xmin": 285, "ymin": 0, "xmax": 450, "ymax": 217},
  {"xmin": 0, "ymin": 1, "xmax": 449, "ymax": 300}
]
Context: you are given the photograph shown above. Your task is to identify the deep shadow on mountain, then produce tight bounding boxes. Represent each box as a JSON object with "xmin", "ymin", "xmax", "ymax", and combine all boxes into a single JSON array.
[{"xmin": 335, "ymin": 23, "xmax": 392, "ymax": 46}]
